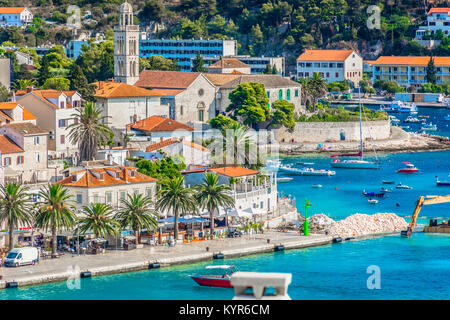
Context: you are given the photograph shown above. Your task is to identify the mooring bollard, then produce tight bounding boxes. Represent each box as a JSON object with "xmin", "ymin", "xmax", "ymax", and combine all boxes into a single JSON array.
[
  {"xmin": 267, "ymin": 239, "xmax": 270, "ymax": 244},
  {"xmin": 231, "ymin": 272, "xmax": 292, "ymax": 300},
  {"xmin": 206, "ymin": 247, "xmax": 210, "ymax": 252}
]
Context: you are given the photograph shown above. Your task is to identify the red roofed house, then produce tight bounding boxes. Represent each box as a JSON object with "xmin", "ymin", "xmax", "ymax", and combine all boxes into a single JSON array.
[
  {"xmin": 183, "ymin": 165, "xmax": 278, "ymax": 216},
  {"xmin": 416, "ymin": 7, "xmax": 450, "ymax": 39},
  {"xmin": 0, "ymin": 7, "xmax": 33, "ymax": 27},
  {"xmin": 0, "ymin": 101, "xmax": 37, "ymax": 126},
  {"xmin": 372, "ymin": 56, "xmax": 450, "ymax": 87},
  {"xmin": 57, "ymin": 165, "xmax": 157, "ymax": 210},
  {"xmin": 16, "ymin": 88, "xmax": 83, "ymax": 159},
  {"xmin": 94, "ymin": 80, "xmax": 170, "ymax": 134},
  {"xmin": 207, "ymin": 58, "xmax": 251, "ymax": 74},
  {"xmin": 296, "ymin": 49, "xmax": 363, "ymax": 84},
  {"xmin": 135, "ymin": 70, "xmax": 218, "ymax": 124}
]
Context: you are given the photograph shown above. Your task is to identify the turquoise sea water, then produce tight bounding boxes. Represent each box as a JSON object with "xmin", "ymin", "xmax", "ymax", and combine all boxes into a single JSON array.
[
  {"xmin": 0, "ymin": 107, "xmax": 449, "ymax": 300},
  {"xmin": 1, "ymin": 233, "xmax": 450, "ymax": 300}
]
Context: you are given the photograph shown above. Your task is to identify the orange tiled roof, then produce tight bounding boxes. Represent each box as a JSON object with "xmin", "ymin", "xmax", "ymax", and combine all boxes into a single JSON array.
[
  {"xmin": 0, "ymin": 135, "xmax": 23, "ymax": 154},
  {"xmin": 17, "ymin": 89, "xmax": 78, "ymax": 109},
  {"xmin": 128, "ymin": 116, "xmax": 194, "ymax": 133},
  {"xmin": 57, "ymin": 166, "xmax": 157, "ymax": 187},
  {"xmin": 297, "ymin": 49, "xmax": 355, "ymax": 61},
  {"xmin": 208, "ymin": 58, "xmax": 250, "ymax": 69},
  {"xmin": 0, "ymin": 102, "xmax": 19, "ymax": 110},
  {"xmin": 0, "ymin": 7, "xmax": 27, "ymax": 14},
  {"xmin": 22, "ymin": 108, "xmax": 36, "ymax": 120},
  {"xmin": 203, "ymin": 73, "xmax": 241, "ymax": 86},
  {"xmin": 209, "ymin": 166, "xmax": 259, "ymax": 178},
  {"xmin": 94, "ymin": 81, "xmax": 165, "ymax": 98},
  {"xmin": 145, "ymin": 138, "xmax": 180, "ymax": 152},
  {"xmin": 373, "ymin": 56, "xmax": 450, "ymax": 66},
  {"xmin": 135, "ymin": 71, "xmax": 201, "ymax": 89},
  {"xmin": 428, "ymin": 8, "xmax": 450, "ymax": 15}
]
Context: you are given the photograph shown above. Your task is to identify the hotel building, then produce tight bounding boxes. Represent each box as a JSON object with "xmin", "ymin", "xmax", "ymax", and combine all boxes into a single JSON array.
[
  {"xmin": 371, "ymin": 56, "xmax": 450, "ymax": 87},
  {"xmin": 415, "ymin": 7, "xmax": 450, "ymax": 39}
]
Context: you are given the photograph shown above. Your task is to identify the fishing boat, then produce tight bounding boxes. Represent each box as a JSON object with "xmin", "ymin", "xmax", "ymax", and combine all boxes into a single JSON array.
[
  {"xmin": 396, "ymin": 162, "xmax": 419, "ymax": 173},
  {"xmin": 382, "ymin": 180, "xmax": 395, "ymax": 184},
  {"xmin": 368, "ymin": 199, "xmax": 378, "ymax": 204},
  {"xmin": 279, "ymin": 164, "xmax": 336, "ymax": 176},
  {"xmin": 381, "ymin": 101, "xmax": 417, "ymax": 113},
  {"xmin": 190, "ymin": 265, "xmax": 237, "ymax": 288},
  {"xmin": 436, "ymin": 177, "xmax": 450, "ymax": 186},
  {"xmin": 420, "ymin": 123, "xmax": 437, "ymax": 131},
  {"xmin": 277, "ymin": 177, "xmax": 293, "ymax": 183},
  {"xmin": 362, "ymin": 189, "xmax": 387, "ymax": 198},
  {"xmin": 331, "ymin": 88, "xmax": 379, "ymax": 170},
  {"xmin": 396, "ymin": 183, "xmax": 413, "ymax": 189},
  {"xmin": 312, "ymin": 184, "xmax": 322, "ymax": 188}
]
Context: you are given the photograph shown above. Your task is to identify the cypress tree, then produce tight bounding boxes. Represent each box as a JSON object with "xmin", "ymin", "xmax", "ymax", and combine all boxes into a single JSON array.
[
  {"xmin": 68, "ymin": 64, "xmax": 96, "ymax": 102},
  {"xmin": 264, "ymin": 64, "xmax": 272, "ymax": 74},
  {"xmin": 192, "ymin": 51, "xmax": 207, "ymax": 72},
  {"xmin": 425, "ymin": 56, "xmax": 437, "ymax": 84},
  {"xmin": 37, "ymin": 54, "xmax": 52, "ymax": 86}
]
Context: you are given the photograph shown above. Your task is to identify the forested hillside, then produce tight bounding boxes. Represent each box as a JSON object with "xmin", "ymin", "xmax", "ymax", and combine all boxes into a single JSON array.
[{"xmin": 1, "ymin": 0, "xmax": 449, "ymax": 71}]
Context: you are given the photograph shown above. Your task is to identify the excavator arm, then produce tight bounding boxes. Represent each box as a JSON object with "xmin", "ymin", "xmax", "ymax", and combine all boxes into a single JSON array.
[{"xmin": 402, "ymin": 195, "xmax": 450, "ymax": 237}]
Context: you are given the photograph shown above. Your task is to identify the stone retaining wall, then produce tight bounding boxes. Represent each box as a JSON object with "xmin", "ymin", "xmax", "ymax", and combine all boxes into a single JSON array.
[{"xmin": 275, "ymin": 120, "xmax": 391, "ymax": 143}]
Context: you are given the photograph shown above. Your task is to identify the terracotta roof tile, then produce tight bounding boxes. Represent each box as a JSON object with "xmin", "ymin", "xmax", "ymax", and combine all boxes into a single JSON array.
[
  {"xmin": 373, "ymin": 56, "xmax": 450, "ymax": 66},
  {"xmin": 208, "ymin": 58, "xmax": 250, "ymax": 69},
  {"xmin": 128, "ymin": 116, "xmax": 194, "ymax": 133},
  {"xmin": 296, "ymin": 49, "xmax": 355, "ymax": 61},
  {"xmin": 135, "ymin": 71, "xmax": 201, "ymax": 89},
  {"xmin": 22, "ymin": 108, "xmax": 36, "ymax": 120},
  {"xmin": 428, "ymin": 8, "xmax": 450, "ymax": 15},
  {"xmin": 0, "ymin": 135, "xmax": 23, "ymax": 154},
  {"xmin": 0, "ymin": 102, "xmax": 19, "ymax": 110},
  {"xmin": 209, "ymin": 166, "xmax": 259, "ymax": 178},
  {"xmin": 0, "ymin": 7, "xmax": 27, "ymax": 14},
  {"xmin": 93, "ymin": 81, "xmax": 165, "ymax": 98},
  {"xmin": 58, "ymin": 166, "xmax": 157, "ymax": 187},
  {"xmin": 145, "ymin": 138, "xmax": 180, "ymax": 152}
]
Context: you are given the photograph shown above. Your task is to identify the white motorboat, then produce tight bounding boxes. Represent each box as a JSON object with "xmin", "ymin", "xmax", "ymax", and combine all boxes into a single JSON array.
[
  {"xmin": 420, "ymin": 123, "xmax": 437, "ymax": 131},
  {"xmin": 368, "ymin": 199, "xmax": 378, "ymax": 204},
  {"xmin": 396, "ymin": 183, "xmax": 413, "ymax": 189},
  {"xmin": 312, "ymin": 184, "xmax": 322, "ymax": 188},
  {"xmin": 279, "ymin": 164, "xmax": 336, "ymax": 176},
  {"xmin": 277, "ymin": 177, "xmax": 293, "ymax": 183}
]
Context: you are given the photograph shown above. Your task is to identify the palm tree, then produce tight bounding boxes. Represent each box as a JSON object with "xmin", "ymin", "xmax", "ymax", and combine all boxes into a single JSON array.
[
  {"xmin": 299, "ymin": 77, "xmax": 312, "ymax": 108},
  {"xmin": 156, "ymin": 177, "xmax": 197, "ymax": 244},
  {"xmin": 308, "ymin": 72, "xmax": 328, "ymax": 112},
  {"xmin": 210, "ymin": 122, "xmax": 258, "ymax": 168},
  {"xmin": 115, "ymin": 193, "xmax": 158, "ymax": 244},
  {"xmin": 35, "ymin": 184, "xmax": 77, "ymax": 258},
  {"xmin": 194, "ymin": 173, "xmax": 235, "ymax": 235},
  {"xmin": 11, "ymin": 79, "xmax": 37, "ymax": 91},
  {"xmin": 67, "ymin": 102, "xmax": 113, "ymax": 162},
  {"xmin": 77, "ymin": 203, "xmax": 120, "ymax": 239},
  {"xmin": 0, "ymin": 183, "xmax": 34, "ymax": 251}
]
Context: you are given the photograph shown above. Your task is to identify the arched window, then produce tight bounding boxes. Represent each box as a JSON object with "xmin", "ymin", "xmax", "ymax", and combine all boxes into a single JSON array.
[
  {"xmin": 278, "ymin": 89, "xmax": 282, "ymax": 100},
  {"xmin": 286, "ymin": 89, "xmax": 291, "ymax": 101}
]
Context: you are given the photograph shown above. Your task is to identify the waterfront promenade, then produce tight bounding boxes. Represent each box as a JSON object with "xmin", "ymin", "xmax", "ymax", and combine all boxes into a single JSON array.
[{"xmin": 0, "ymin": 231, "xmax": 332, "ymax": 289}]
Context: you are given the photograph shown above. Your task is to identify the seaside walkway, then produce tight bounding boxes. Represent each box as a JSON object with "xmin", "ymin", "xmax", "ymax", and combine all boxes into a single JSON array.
[{"xmin": 0, "ymin": 231, "xmax": 331, "ymax": 289}]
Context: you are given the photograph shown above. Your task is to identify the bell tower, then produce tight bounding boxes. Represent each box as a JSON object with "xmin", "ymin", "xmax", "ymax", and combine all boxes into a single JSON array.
[{"xmin": 114, "ymin": 1, "xmax": 140, "ymax": 85}]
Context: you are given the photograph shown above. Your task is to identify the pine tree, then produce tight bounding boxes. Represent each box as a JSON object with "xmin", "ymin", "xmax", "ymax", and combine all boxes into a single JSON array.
[
  {"xmin": 426, "ymin": 56, "xmax": 437, "ymax": 84},
  {"xmin": 264, "ymin": 64, "xmax": 272, "ymax": 74},
  {"xmin": 68, "ymin": 64, "xmax": 96, "ymax": 102},
  {"xmin": 192, "ymin": 51, "xmax": 207, "ymax": 72},
  {"xmin": 272, "ymin": 65, "xmax": 278, "ymax": 74},
  {"xmin": 37, "ymin": 54, "xmax": 52, "ymax": 86}
]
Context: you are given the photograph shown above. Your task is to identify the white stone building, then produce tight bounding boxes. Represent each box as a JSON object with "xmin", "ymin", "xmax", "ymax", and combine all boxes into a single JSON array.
[
  {"xmin": 296, "ymin": 49, "xmax": 363, "ymax": 85},
  {"xmin": 114, "ymin": 1, "xmax": 140, "ymax": 85},
  {"xmin": 207, "ymin": 58, "xmax": 251, "ymax": 74},
  {"xmin": 57, "ymin": 165, "xmax": 157, "ymax": 211}
]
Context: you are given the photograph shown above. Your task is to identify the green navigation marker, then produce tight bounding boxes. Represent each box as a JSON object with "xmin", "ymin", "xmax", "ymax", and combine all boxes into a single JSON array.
[{"xmin": 304, "ymin": 198, "xmax": 312, "ymax": 236}]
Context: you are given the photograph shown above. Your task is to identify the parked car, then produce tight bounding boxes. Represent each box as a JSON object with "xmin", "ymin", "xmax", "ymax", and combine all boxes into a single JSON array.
[
  {"xmin": 4, "ymin": 247, "xmax": 39, "ymax": 267},
  {"xmin": 227, "ymin": 228, "xmax": 243, "ymax": 238}
]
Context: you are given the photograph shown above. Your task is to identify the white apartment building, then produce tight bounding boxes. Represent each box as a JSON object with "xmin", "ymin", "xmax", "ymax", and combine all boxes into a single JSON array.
[
  {"xmin": 16, "ymin": 88, "xmax": 83, "ymax": 159},
  {"xmin": 416, "ymin": 8, "xmax": 450, "ymax": 39},
  {"xmin": 372, "ymin": 56, "xmax": 450, "ymax": 87},
  {"xmin": 296, "ymin": 49, "xmax": 363, "ymax": 84}
]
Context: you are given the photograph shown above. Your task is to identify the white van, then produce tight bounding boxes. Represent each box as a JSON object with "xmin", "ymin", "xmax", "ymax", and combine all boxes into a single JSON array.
[{"xmin": 4, "ymin": 247, "xmax": 39, "ymax": 267}]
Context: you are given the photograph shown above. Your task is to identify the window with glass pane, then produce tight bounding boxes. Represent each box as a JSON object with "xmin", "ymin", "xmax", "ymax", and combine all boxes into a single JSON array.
[
  {"xmin": 278, "ymin": 89, "xmax": 282, "ymax": 100},
  {"xmin": 146, "ymin": 188, "xmax": 152, "ymax": 199},
  {"xmin": 106, "ymin": 192, "xmax": 112, "ymax": 203},
  {"xmin": 286, "ymin": 89, "xmax": 290, "ymax": 100}
]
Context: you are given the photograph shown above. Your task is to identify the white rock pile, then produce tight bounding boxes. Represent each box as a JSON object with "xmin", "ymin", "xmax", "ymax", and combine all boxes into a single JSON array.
[{"xmin": 306, "ymin": 213, "xmax": 408, "ymax": 238}]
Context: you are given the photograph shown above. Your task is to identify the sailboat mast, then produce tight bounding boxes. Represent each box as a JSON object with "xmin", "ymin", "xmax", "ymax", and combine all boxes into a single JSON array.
[{"xmin": 358, "ymin": 87, "xmax": 363, "ymax": 159}]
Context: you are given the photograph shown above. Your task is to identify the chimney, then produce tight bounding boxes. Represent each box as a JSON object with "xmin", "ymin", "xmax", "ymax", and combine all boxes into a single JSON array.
[
  {"xmin": 133, "ymin": 114, "xmax": 137, "ymax": 123},
  {"xmin": 9, "ymin": 91, "xmax": 15, "ymax": 102},
  {"xmin": 160, "ymin": 137, "xmax": 163, "ymax": 142}
]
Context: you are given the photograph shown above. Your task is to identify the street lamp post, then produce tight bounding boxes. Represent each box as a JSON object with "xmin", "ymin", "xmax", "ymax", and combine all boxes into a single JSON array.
[{"xmin": 303, "ymin": 198, "xmax": 312, "ymax": 236}]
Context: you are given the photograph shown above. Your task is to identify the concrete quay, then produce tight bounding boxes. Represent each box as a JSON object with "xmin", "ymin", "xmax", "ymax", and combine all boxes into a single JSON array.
[{"xmin": 0, "ymin": 231, "xmax": 332, "ymax": 289}]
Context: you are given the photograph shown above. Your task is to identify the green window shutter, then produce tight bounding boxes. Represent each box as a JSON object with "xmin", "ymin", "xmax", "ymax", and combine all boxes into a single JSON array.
[
  {"xmin": 287, "ymin": 89, "xmax": 291, "ymax": 101},
  {"xmin": 279, "ymin": 89, "xmax": 282, "ymax": 100}
]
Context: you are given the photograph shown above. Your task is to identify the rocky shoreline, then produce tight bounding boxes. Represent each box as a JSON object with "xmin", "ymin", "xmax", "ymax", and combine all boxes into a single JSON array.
[{"xmin": 303, "ymin": 213, "xmax": 409, "ymax": 239}]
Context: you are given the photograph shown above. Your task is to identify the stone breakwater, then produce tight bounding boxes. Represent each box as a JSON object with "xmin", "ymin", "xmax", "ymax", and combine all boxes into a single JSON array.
[{"xmin": 306, "ymin": 213, "xmax": 409, "ymax": 238}]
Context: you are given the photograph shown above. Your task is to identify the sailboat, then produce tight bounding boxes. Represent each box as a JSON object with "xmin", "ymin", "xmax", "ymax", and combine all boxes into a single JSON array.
[{"xmin": 330, "ymin": 88, "xmax": 379, "ymax": 169}]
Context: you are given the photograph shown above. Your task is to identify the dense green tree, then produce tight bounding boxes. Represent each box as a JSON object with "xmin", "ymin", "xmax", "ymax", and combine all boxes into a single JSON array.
[
  {"xmin": 192, "ymin": 51, "xmax": 207, "ymax": 72},
  {"xmin": 426, "ymin": 56, "xmax": 437, "ymax": 85},
  {"xmin": 37, "ymin": 54, "xmax": 52, "ymax": 86},
  {"xmin": 139, "ymin": 55, "xmax": 180, "ymax": 72},
  {"xmin": 264, "ymin": 64, "xmax": 273, "ymax": 74},
  {"xmin": 177, "ymin": 0, "xmax": 217, "ymax": 20},
  {"xmin": 139, "ymin": 0, "xmax": 167, "ymax": 24},
  {"xmin": 76, "ymin": 40, "xmax": 114, "ymax": 83},
  {"xmin": 226, "ymin": 82, "xmax": 270, "ymax": 126},
  {"xmin": 0, "ymin": 84, "xmax": 9, "ymax": 102},
  {"xmin": 42, "ymin": 78, "xmax": 70, "ymax": 90},
  {"xmin": 68, "ymin": 64, "xmax": 96, "ymax": 102},
  {"xmin": 209, "ymin": 114, "xmax": 239, "ymax": 131},
  {"xmin": 270, "ymin": 100, "xmax": 295, "ymax": 131},
  {"xmin": 135, "ymin": 157, "xmax": 185, "ymax": 181}
]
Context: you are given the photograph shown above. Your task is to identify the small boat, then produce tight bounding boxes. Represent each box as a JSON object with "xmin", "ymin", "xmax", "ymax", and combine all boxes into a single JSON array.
[
  {"xmin": 190, "ymin": 265, "xmax": 237, "ymax": 288},
  {"xmin": 420, "ymin": 123, "xmax": 437, "ymax": 131},
  {"xmin": 277, "ymin": 177, "xmax": 293, "ymax": 183},
  {"xmin": 362, "ymin": 189, "xmax": 387, "ymax": 198},
  {"xmin": 389, "ymin": 116, "xmax": 401, "ymax": 124},
  {"xmin": 279, "ymin": 164, "xmax": 336, "ymax": 176},
  {"xmin": 312, "ymin": 184, "xmax": 322, "ymax": 188},
  {"xmin": 380, "ymin": 187, "xmax": 392, "ymax": 193},
  {"xmin": 444, "ymin": 115, "xmax": 450, "ymax": 121},
  {"xmin": 418, "ymin": 115, "xmax": 429, "ymax": 119},
  {"xmin": 368, "ymin": 199, "xmax": 378, "ymax": 204},
  {"xmin": 266, "ymin": 160, "xmax": 281, "ymax": 170},
  {"xmin": 382, "ymin": 180, "xmax": 395, "ymax": 184},
  {"xmin": 297, "ymin": 162, "xmax": 314, "ymax": 165},
  {"xmin": 396, "ymin": 183, "xmax": 413, "ymax": 189},
  {"xmin": 396, "ymin": 163, "xmax": 419, "ymax": 173},
  {"xmin": 436, "ymin": 177, "xmax": 450, "ymax": 186},
  {"xmin": 403, "ymin": 116, "xmax": 421, "ymax": 124}
]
